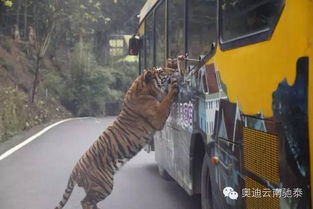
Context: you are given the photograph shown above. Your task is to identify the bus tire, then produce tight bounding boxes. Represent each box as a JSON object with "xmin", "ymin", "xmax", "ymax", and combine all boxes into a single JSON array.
[
  {"xmin": 201, "ymin": 153, "xmax": 212, "ymax": 209},
  {"xmin": 158, "ymin": 164, "xmax": 172, "ymax": 181}
]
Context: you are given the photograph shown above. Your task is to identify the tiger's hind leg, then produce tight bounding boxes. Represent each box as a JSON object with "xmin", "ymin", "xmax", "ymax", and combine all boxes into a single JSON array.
[{"xmin": 81, "ymin": 191, "xmax": 106, "ymax": 209}]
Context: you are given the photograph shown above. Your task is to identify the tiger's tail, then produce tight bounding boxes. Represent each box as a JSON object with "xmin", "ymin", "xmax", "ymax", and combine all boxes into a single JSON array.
[{"xmin": 55, "ymin": 174, "xmax": 76, "ymax": 209}]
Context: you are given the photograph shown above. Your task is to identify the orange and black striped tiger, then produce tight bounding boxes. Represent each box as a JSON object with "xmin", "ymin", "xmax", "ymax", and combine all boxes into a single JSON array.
[{"xmin": 55, "ymin": 67, "xmax": 178, "ymax": 209}]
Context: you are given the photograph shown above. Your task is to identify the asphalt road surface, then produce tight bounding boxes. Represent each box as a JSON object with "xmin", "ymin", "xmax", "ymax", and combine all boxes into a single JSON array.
[{"xmin": 0, "ymin": 117, "xmax": 201, "ymax": 209}]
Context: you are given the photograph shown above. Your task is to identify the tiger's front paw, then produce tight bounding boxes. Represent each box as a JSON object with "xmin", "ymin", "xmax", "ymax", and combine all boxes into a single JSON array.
[{"xmin": 169, "ymin": 79, "xmax": 179, "ymax": 97}]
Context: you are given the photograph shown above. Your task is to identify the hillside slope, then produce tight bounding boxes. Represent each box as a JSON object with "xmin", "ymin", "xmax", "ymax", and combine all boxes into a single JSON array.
[{"xmin": 0, "ymin": 35, "xmax": 71, "ymax": 142}]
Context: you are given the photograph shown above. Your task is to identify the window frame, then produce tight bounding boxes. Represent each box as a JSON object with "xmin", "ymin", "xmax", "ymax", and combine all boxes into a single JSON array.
[
  {"xmin": 139, "ymin": 33, "xmax": 146, "ymax": 74},
  {"xmin": 218, "ymin": 0, "xmax": 285, "ymax": 50},
  {"xmin": 142, "ymin": 0, "xmax": 168, "ymax": 68}
]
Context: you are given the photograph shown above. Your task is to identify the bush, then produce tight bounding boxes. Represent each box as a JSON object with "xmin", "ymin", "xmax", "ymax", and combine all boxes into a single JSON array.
[
  {"xmin": 41, "ymin": 70, "xmax": 65, "ymax": 99},
  {"xmin": 0, "ymin": 56, "xmax": 15, "ymax": 72},
  {"xmin": 3, "ymin": 61, "xmax": 15, "ymax": 71},
  {"xmin": 1, "ymin": 39, "xmax": 11, "ymax": 53},
  {"xmin": 0, "ymin": 88, "xmax": 27, "ymax": 141},
  {"xmin": 40, "ymin": 42, "xmax": 138, "ymax": 117},
  {"xmin": 57, "ymin": 42, "xmax": 123, "ymax": 116}
]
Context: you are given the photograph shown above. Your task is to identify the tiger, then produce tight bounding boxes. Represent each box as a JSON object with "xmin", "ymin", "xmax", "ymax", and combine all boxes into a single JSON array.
[{"xmin": 55, "ymin": 66, "xmax": 178, "ymax": 209}]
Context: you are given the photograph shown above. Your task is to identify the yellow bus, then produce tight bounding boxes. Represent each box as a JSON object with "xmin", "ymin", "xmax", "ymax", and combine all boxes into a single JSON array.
[{"xmin": 129, "ymin": 0, "xmax": 313, "ymax": 208}]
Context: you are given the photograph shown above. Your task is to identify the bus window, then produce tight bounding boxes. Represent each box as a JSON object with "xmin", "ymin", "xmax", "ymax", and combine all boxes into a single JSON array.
[
  {"xmin": 145, "ymin": 14, "xmax": 154, "ymax": 68},
  {"xmin": 220, "ymin": 0, "xmax": 284, "ymax": 44},
  {"xmin": 187, "ymin": 0, "xmax": 217, "ymax": 59},
  {"xmin": 168, "ymin": 0, "xmax": 185, "ymax": 59},
  {"xmin": 155, "ymin": 1, "xmax": 166, "ymax": 67}
]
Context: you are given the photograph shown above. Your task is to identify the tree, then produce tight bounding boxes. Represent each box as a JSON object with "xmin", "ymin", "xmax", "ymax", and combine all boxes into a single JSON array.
[
  {"xmin": 30, "ymin": 0, "xmax": 62, "ymax": 103},
  {"xmin": 1, "ymin": 0, "xmax": 13, "ymax": 7},
  {"xmin": 0, "ymin": 0, "xmax": 146, "ymax": 115}
]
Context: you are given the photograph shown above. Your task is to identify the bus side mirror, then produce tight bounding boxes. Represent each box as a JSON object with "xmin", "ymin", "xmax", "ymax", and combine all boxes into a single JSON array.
[{"xmin": 128, "ymin": 36, "xmax": 140, "ymax": 56}]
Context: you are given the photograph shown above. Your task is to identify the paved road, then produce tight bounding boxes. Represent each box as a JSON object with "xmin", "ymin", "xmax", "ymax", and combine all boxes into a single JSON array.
[{"xmin": 0, "ymin": 117, "xmax": 201, "ymax": 209}]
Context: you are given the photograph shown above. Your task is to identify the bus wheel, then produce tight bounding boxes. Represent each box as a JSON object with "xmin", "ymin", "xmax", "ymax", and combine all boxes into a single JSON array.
[
  {"xmin": 201, "ymin": 153, "xmax": 213, "ymax": 209},
  {"xmin": 158, "ymin": 164, "xmax": 172, "ymax": 181}
]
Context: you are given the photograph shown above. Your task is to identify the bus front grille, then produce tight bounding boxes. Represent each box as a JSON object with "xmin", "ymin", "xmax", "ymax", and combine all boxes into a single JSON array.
[
  {"xmin": 243, "ymin": 127, "xmax": 280, "ymax": 184},
  {"xmin": 244, "ymin": 177, "xmax": 280, "ymax": 209},
  {"xmin": 243, "ymin": 127, "xmax": 280, "ymax": 209}
]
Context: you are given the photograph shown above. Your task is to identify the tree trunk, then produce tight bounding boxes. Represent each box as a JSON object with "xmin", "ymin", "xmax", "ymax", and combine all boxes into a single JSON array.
[
  {"xmin": 31, "ymin": 56, "xmax": 40, "ymax": 103},
  {"xmin": 79, "ymin": 35, "xmax": 83, "ymax": 70},
  {"xmin": 16, "ymin": 0, "xmax": 21, "ymax": 31},
  {"xmin": 30, "ymin": 23, "xmax": 55, "ymax": 103},
  {"xmin": 23, "ymin": 2, "xmax": 28, "ymax": 39}
]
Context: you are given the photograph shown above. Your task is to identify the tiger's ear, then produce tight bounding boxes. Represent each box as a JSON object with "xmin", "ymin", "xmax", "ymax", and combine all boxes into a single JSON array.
[{"xmin": 145, "ymin": 71, "xmax": 153, "ymax": 83}]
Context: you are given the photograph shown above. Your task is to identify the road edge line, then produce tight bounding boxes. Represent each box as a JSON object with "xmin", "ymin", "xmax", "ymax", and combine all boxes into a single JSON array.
[{"xmin": 0, "ymin": 118, "xmax": 75, "ymax": 161}]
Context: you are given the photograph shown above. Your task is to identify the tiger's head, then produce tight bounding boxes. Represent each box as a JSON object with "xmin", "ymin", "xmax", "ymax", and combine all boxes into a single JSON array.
[
  {"xmin": 124, "ymin": 67, "xmax": 178, "ymax": 105},
  {"xmin": 143, "ymin": 67, "xmax": 177, "ymax": 99}
]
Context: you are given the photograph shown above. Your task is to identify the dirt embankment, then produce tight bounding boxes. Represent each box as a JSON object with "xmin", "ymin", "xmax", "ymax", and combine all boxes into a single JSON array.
[{"xmin": 0, "ymin": 35, "xmax": 71, "ymax": 142}]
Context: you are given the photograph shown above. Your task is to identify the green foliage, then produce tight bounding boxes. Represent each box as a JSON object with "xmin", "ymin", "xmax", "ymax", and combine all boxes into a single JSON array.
[
  {"xmin": 59, "ymin": 0, "xmax": 106, "ymax": 38},
  {"xmin": 0, "ymin": 0, "xmax": 147, "ymax": 144},
  {"xmin": 1, "ymin": 40, "xmax": 11, "ymax": 52},
  {"xmin": 0, "ymin": 88, "xmax": 26, "ymax": 141},
  {"xmin": 110, "ymin": 63, "xmax": 138, "ymax": 92},
  {"xmin": 0, "ymin": 57, "xmax": 5, "ymax": 66},
  {"xmin": 3, "ymin": 61, "xmax": 15, "ymax": 71},
  {"xmin": 41, "ymin": 42, "xmax": 120, "ymax": 116},
  {"xmin": 1, "ymin": 0, "xmax": 13, "ymax": 7},
  {"xmin": 41, "ymin": 70, "xmax": 65, "ymax": 98},
  {"xmin": 41, "ymin": 41, "xmax": 138, "ymax": 117},
  {"xmin": 0, "ymin": 56, "xmax": 15, "ymax": 72},
  {"xmin": 0, "ymin": 0, "xmax": 143, "ymax": 117},
  {"xmin": 0, "ymin": 87, "xmax": 71, "ymax": 142},
  {"xmin": 61, "ymin": 67, "xmax": 114, "ymax": 116}
]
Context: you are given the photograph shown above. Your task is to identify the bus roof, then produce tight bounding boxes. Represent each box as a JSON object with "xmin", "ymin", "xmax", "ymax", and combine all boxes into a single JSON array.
[{"xmin": 139, "ymin": 0, "xmax": 159, "ymax": 23}]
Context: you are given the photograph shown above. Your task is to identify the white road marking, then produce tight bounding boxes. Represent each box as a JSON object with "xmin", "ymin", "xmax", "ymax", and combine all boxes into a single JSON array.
[{"xmin": 0, "ymin": 118, "xmax": 75, "ymax": 161}]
